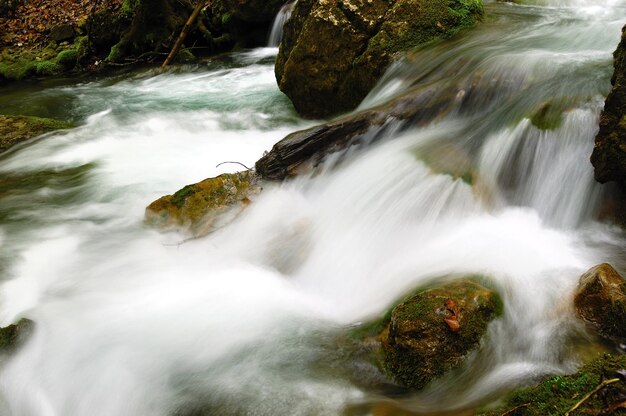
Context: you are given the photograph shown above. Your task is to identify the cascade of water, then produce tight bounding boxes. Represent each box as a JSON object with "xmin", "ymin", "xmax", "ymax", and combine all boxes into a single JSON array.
[
  {"xmin": 267, "ymin": 1, "xmax": 296, "ymax": 48},
  {"xmin": 0, "ymin": 1, "xmax": 624, "ymax": 415},
  {"xmin": 267, "ymin": 2, "xmax": 295, "ymax": 48}
]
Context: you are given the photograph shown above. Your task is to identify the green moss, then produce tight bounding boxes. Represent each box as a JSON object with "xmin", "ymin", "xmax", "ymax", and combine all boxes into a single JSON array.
[
  {"xmin": 171, "ymin": 185, "xmax": 197, "ymax": 208},
  {"xmin": 56, "ymin": 49, "xmax": 78, "ymax": 66},
  {"xmin": 34, "ymin": 60, "xmax": 62, "ymax": 76},
  {"xmin": 348, "ymin": 276, "xmax": 503, "ymax": 390},
  {"xmin": 175, "ymin": 48, "xmax": 196, "ymax": 63},
  {"xmin": 530, "ymin": 101, "xmax": 565, "ymax": 131},
  {"xmin": 221, "ymin": 12, "xmax": 232, "ymax": 25},
  {"xmin": 122, "ymin": 0, "xmax": 140, "ymax": 15},
  {"xmin": 479, "ymin": 354, "xmax": 626, "ymax": 416},
  {"xmin": 106, "ymin": 44, "xmax": 123, "ymax": 62},
  {"xmin": 146, "ymin": 172, "xmax": 259, "ymax": 234},
  {"xmin": 0, "ymin": 54, "xmax": 36, "ymax": 80},
  {"xmin": 0, "ymin": 115, "xmax": 73, "ymax": 153}
]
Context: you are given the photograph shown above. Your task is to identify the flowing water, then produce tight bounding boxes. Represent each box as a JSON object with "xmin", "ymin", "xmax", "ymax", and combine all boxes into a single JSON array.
[
  {"xmin": 0, "ymin": 1, "xmax": 625, "ymax": 415},
  {"xmin": 268, "ymin": 2, "xmax": 295, "ymax": 47}
]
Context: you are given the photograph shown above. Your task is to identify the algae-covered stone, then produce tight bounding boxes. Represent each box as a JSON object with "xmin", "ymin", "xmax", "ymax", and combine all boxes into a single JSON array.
[
  {"xmin": 0, "ymin": 115, "xmax": 72, "ymax": 153},
  {"xmin": 276, "ymin": 0, "xmax": 484, "ymax": 118},
  {"xmin": 478, "ymin": 353, "xmax": 626, "ymax": 416},
  {"xmin": 349, "ymin": 278, "xmax": 502, "ymax": 390},
  {"xmin": 592, "ymin": 24, "xmax": 626, "ymax": 185},
  {"xmin": 0, "ymin": 318, "xmax": 34, "ymax": 352},
  {"xmin": 381, "ymin": 279, "xmax": 501, "ymax": 389},
  {"xmin": 528, "ymin": 97, "xmax": 580, "ymax": 131},
  {"xmin": 574, "ymin": 263, "xmax": 626, "ymax": 342},
  {"xmin": 145, "ymin": 171, "xmax": 261, "ymax": 235}
]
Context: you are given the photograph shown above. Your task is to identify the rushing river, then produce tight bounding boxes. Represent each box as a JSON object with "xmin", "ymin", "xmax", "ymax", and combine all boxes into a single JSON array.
[{"xmin": 0, "ymin": 1, "xmax": 625, "ymax": 415}]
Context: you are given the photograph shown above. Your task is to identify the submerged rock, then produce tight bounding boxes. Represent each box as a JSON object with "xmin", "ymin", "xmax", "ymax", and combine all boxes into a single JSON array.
[
  {"xmin": 574, "ymin": 263, "xmax": 626, "ymax": 342},
  {"xmin": 350, "ymin": 278, "xmax": 502, "ymax": 390},
  {"xmin": 592, "ymin": 24, "xmax": 626, "ymax": 185},
  {"xmin": 478, "ymin": 353, "xmax": 626, "ymax": 416},
  {"xmin": 275, "ymin": 0, "xmax": 484, "ymax": 118},
  {"xmin": 145, "ymin": 171, "xmax": 261, "ymax": 235},
  {"xmin": 0, "ymin": 318, "xmax": 34, "ymax": 352},
  {"xmin": 0, "ymin": 115, "xmax": 72, "ymax": 153}
]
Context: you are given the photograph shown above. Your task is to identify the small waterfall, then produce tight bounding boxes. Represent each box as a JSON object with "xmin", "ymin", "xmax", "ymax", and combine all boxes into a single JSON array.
[{"xmin": 268, "ymin": 2, "xmax": 295, "ymax": 47}]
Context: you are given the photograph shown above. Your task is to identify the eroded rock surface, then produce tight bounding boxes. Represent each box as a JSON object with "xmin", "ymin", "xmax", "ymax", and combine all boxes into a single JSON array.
[
  {"xmin": 275, "ymin": 0, "xmax": 484, "ymax": 118},
  {"xmin": 574, "ymin": 263, "xmax": 626, "ymax": 341}
]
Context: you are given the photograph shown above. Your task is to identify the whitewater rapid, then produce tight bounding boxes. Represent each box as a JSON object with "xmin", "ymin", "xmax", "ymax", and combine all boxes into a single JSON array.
[{"xmin": 0, "ymin": 1, "xmax": 624, "ymax": 415}]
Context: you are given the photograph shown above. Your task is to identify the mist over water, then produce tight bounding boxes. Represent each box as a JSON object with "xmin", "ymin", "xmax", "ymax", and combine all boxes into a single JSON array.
[{"xmin": 0, "ymin": 1, "xmax": 625, "ymax": 415}]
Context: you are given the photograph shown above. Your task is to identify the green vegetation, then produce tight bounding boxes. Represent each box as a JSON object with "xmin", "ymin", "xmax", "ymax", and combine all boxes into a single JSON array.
[
  {"xmin": 34, "ymin": 60, "xmax": 62, "ymax": 75},
  {"xmin": 479, "ymin": 354, "xmax": 626, "ymax": 416},
  {"xmin": 171, "ymin": 185, "xmax": 198, "ymax": 208}
]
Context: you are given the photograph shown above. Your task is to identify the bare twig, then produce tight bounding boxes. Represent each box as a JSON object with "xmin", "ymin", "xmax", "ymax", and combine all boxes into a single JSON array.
[
  {"xmin": 499, "ymin": 403, "xmax": 530, "ymax": 416},
  {"xmin": 215, "ymin": 161, "xmax": 252, "ymax": 171},
  {"xmin": 565, "ymin": 378, "xmax": 621, "ymax": 416}
]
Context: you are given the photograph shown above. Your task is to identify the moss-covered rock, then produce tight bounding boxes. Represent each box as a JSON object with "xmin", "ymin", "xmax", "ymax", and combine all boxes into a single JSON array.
[
  {"xmin": 145, "ymin": 171, "xmax": 261, "ymax": 235},
  {"xmin": 478, "ymin": 353, "xmax": 626, "ymax": 416},
  {"xmin": 350, "ymin": 278, "xmax": 502, "ymax": 390},
  {"xmin": 0, "ymin": 115, "xmax": 72, "ymax": 153},
  {"xmin": 528, "ymin": 98, "xmax": 578, "ymax": 131},
  {"xmin": 382, "ymin": 279, "xmax": 501, "ymax": 389},
  {"xmin": 592, "ymin": 24, "xmax": 626, "ymax": 185},
  {"xmin": 0, "ymin": 318, "xmax": 33, "ymax": 352},
  {"xmin": 574, "ymin": 263, "xmax": 626, "ymax": 342},
  {"xmin": 275, "ymin": 0, "xmax": 484, "ymax": 118}
]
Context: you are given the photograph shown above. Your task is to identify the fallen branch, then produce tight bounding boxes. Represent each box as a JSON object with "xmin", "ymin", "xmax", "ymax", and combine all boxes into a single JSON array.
[
  {"xmin": 564, "ymin": 378, "xmax": 621, "ymax": 416},
  {"xmin": 162, "ymin": 1, "xmax": 207, "ymax": 67}
]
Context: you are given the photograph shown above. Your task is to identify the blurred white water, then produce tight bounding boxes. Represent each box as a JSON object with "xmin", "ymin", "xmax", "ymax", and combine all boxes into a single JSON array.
[
  {"xmin": 268, "ymin": 2, "xmax": 295, "ymax": 47},
  {"xmin": 0, "ymin": 1, "xmax": 625, "ymax": 415}
]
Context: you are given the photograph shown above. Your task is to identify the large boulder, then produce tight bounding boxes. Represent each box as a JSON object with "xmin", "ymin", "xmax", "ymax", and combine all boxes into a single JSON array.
[
  {"xmin": 145, "ymin": 171, "xmax": 261, "ymax": 235},
  {"xmin": 0, "ymin": 115, "xmax": 72, "ymax": 153},
  {"xmin": 574, "ymin": 263, "xmax": 626, "ymax": 342},
  {"xmin": 591, "ymin": 25, "xmax": 626, "ymax": 185},
  {"xmin": 350, "ymin": 278, "xmax": 502, "ymax": 390},
  {"xmin": 275, "ymin": 0, "xmax": 483, "ymax": 118}
]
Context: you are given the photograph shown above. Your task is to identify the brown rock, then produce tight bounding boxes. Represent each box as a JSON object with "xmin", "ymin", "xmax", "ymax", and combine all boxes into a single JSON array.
[
  {"xmin": 376, "ymin": 279, "xmax": 502, "ymax": 390},
  {"xmin": 591, "ymin": 25, "xmax": 626, "ymax": 185},
  {"xmin": 49, "ymin": 24, "xmax": 75, "ymax": 42},
  {"xmin": 574, "ymin": 263, "xmax": 626, "ymax": 341},
  {"xmin": 275, "ymin": 0, "xmax": 484, "ymax": 118},
  {"xmin": 145, "ymin": 171, "xmax": 261, "ymax": 236}
]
